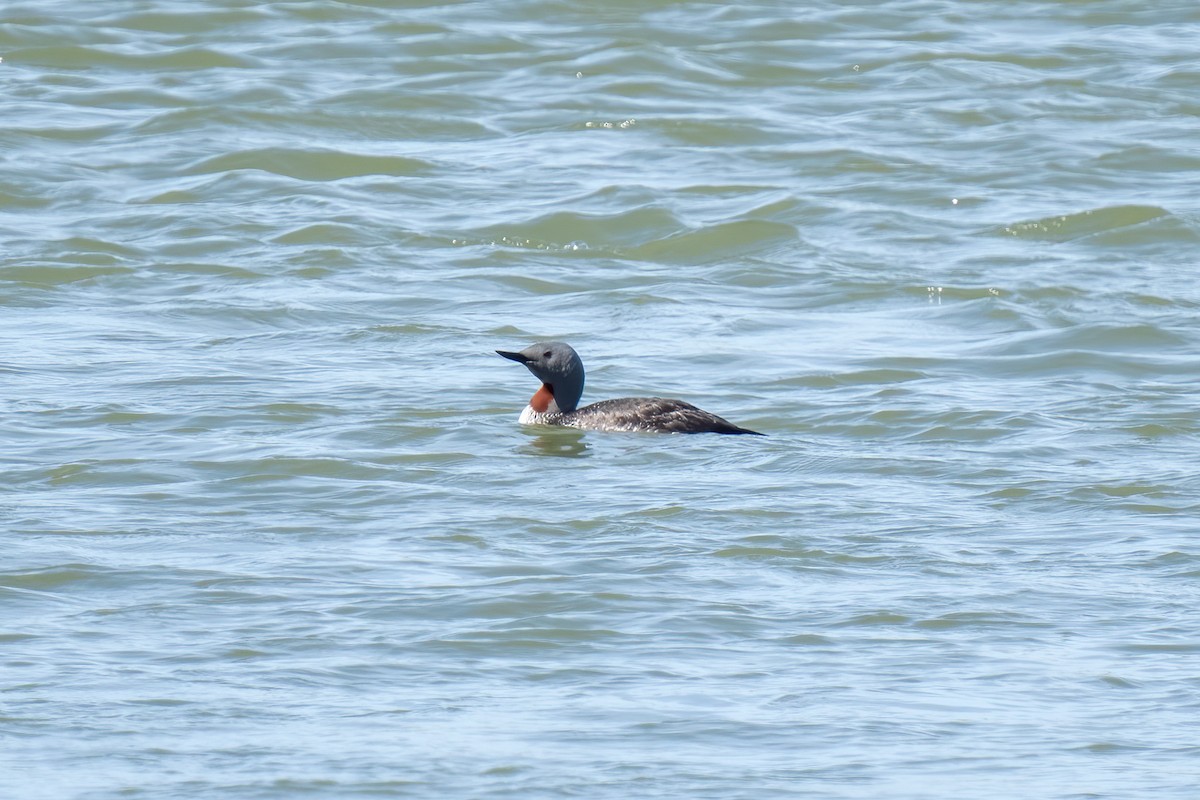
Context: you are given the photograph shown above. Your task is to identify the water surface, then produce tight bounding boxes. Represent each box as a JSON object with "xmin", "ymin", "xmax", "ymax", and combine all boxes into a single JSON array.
[{"xmin": 3, "ymin": 1, "xmax": 1199, "ymax": 798}]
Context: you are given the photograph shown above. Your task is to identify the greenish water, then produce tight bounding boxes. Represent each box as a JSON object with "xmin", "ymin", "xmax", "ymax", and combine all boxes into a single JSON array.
[{"xmin": 3, "ymin": 1, "xmax": 1199, "ymax": 798}]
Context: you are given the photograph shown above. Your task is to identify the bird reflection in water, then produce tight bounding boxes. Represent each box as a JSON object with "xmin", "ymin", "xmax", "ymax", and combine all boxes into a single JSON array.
[{"xmin": 518, "ymin": 427, "xmax": 590, "ymax": 458}]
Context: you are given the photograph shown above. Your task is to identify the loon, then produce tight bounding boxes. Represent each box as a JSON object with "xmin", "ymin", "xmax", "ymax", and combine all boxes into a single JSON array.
[{"xmin": 496, "ymin": 342, "xmax": 763, "ymax": 435}]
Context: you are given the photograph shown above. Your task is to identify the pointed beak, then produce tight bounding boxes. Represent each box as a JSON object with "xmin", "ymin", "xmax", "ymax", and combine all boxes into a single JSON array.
[{"xmin": 496, "ymin": 350, "xmax": 531, "ymax": 364}]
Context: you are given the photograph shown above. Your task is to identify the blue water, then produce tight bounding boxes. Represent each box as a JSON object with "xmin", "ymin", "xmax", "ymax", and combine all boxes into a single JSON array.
[{"xmin": 3, "ymin": 1, "xmax": 1199, "ymax": 798}]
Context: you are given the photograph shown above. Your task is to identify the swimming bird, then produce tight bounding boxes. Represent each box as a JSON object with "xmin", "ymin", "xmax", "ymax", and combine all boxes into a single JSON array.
[{"xmin": 496, "ymin": 341, "xmax": 763, "ymax": 435}]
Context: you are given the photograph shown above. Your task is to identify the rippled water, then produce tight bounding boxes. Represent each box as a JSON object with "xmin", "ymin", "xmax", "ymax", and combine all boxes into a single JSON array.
[{"xmin": 4, "ymin": 1, "xmax": 1200, "ymax": 798}]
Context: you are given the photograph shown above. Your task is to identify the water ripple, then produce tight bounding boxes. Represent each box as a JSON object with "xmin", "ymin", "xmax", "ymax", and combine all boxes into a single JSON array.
[{"xmin": 5, "ymin": 1, "xmax": 1200, "ymax": 798}]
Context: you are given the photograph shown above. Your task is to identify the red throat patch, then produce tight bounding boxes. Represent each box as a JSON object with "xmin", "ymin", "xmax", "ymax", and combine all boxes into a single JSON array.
[{"xmin": 530, "ymin": 383, "xmax": 554, "ymax": 413}]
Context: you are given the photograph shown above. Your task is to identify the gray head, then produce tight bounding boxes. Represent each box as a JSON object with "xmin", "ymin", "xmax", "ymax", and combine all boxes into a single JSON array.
[{"xmin": 495, "ymin": 341, "xmax": 586, "ymax": 413}]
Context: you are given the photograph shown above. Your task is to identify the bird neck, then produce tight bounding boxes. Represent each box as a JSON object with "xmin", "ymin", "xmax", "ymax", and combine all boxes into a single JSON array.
[
  {"xmin": 539, "ymin": 374, "xmax": 582, "ymax": 413},
  {"xmin": 530, "ymin": 383, "xmax": 554, "ymax": 413}
]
